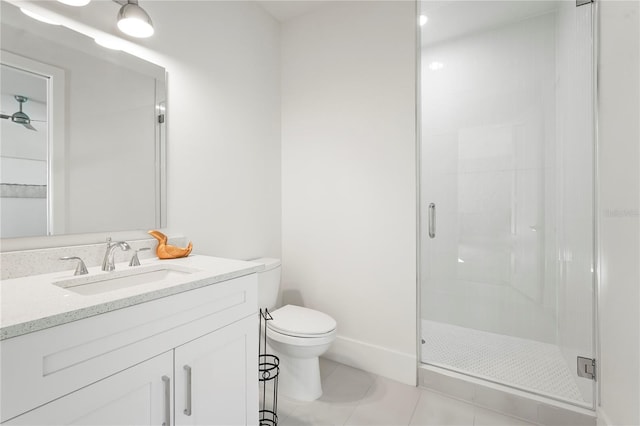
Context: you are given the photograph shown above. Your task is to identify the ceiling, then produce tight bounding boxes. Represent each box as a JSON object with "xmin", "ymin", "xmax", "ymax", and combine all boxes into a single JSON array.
[
  {"xmin": 256, "ymin": 0, "xmax": 329, "ymax": 22},
  {"xmin": 420, "ymin": 1, "xmax": 562, "ymax": 46},
  {"xmin": 257, "ymin": 0, "xmax": 561, "ymax": 35}
]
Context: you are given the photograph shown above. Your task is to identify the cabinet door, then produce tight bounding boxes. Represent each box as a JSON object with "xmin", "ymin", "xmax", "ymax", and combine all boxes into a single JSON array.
[
  {"xmin": 5, "ymin": 352, "xmax": 173, "ymax": 426},
  {"xmin": 174, "ymin": 315, "xmax": 258, "ymax": 426}
]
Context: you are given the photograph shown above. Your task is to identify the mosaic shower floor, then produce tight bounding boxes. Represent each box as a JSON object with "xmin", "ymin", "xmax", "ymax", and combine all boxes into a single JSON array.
[{"xmin": 421, "ymin": 320, "xmax": 586, "ymax": 404}]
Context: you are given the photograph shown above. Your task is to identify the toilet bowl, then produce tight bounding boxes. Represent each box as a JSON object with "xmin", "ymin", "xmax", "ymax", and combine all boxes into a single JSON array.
[
  {"xmin": 252, "ymin": 258, "xmax": 337, "ymax": 401},
  {"xmin": 266, "ymin": 305, "xmax": 336, "ymax": 401}
]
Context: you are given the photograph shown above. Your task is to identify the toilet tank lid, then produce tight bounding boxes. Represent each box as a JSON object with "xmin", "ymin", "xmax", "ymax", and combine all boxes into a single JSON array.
[{"xmin": 251, "ymin": 257, "xmax": 281, "ymax": 271}]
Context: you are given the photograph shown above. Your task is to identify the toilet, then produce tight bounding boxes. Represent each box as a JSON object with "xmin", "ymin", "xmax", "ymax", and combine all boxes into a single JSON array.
[{"xmin": 253, "ymin": 258, "xmax": 337, "ymax": 401}]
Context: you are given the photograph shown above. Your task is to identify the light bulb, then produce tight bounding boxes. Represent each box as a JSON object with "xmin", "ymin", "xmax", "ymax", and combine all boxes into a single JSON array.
[
  {"xmin": 419, "ymin": 15, "xmax": 428, "ymax": 26},
  {"xmin": 117, "ymin": 3, "xmax": 154, "ymax": 38},
  {"xmin": 117, "ymin": 18, "xmax": 154, "ymax": 38}
]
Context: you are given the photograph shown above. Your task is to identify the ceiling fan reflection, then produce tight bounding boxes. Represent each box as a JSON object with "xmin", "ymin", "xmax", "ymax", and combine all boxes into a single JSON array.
[{"xmin": 0, "ymin": 95, "xmax": 44, "ymax": 131}]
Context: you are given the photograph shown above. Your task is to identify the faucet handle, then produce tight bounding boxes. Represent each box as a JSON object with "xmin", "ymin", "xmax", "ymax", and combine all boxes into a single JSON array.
[
  {"xmin": 129, "ymin": 247, "xmax": 151, "ymax": 267},
  {"xmin": 60, "ymin": 256, "xmax": 89, "ymax": 276}
]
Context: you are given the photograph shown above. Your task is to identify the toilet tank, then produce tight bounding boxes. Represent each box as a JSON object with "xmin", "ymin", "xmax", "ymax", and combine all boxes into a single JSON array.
[{"xmin": 252, "ymin": 258, "xmax": 281, "ymax": 310}]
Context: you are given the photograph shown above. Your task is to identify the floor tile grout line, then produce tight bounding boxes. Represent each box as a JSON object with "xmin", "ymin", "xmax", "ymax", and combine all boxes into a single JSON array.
[
  {"xmin": 406, "ymin": 387, "xmax": 426, "ymax": 426},
  {"xmin": 341, "ymin": 373, "xmax": 380, "ymax": 425},
  {"xmin": 415, "ymin": 386, "xmax": 540, "ymax": 426},
  {"xmin": 346, "ymin": 376, "xmax": 424, "ymax": 426},
  {"xmin": 279, "ymin": 364, "xmax": 541, "ymax": 426}
]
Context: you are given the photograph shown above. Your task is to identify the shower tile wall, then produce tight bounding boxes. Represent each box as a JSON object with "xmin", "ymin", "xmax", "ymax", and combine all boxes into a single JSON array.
[{"xmin": 421, "ymin": 11, "xmax": 558, "ymax": 343}]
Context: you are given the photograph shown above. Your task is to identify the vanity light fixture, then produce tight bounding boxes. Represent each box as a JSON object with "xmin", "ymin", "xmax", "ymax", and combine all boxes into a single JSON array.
[
  {"xmin": 116, "ymin": 0, "xmax": 154, "ymax": 38},
  {"xmin": 57, "ymin": 0, "xmax": 91, "ymax": 6},
  {"xmin": 23, "ymin": 0, "xmax": 155, "ymax": 38}
]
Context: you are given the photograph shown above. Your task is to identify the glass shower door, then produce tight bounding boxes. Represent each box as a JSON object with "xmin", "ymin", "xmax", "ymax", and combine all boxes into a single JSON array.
[{"xmin": 419, "ymin": 0, "xmax": 595, "ymax": 408}]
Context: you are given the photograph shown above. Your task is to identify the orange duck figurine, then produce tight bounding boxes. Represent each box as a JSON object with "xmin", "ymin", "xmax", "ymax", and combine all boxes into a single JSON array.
[{"xmin": 148, "ymin": 230, "xmax": 193, "ymax": 259}]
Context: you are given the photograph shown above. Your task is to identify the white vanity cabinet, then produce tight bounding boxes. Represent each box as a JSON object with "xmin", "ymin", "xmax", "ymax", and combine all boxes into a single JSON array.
[
  {"xmin": 5, "ymin": 352, "xmax": 174, "ymax": 426},
  {"xmin": 0, "ymin": 272, "xmax": 259, "ymax": 425},
  {"xmin": 174, "ymin": 316, "xmax": 256, "ymax": 426}
]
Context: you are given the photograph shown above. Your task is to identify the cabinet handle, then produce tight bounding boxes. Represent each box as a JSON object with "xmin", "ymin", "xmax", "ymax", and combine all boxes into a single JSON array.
[
  {"xmin": 184, "ymin": 365, "xmax": 192, "ymax": 416},
  {"xmin": 162, "ymin": 375, "xmax": 171, "ymax": 426},
  {"xmin": 428, "ymin": 203, "xmax": 436, "ymax": 239}
]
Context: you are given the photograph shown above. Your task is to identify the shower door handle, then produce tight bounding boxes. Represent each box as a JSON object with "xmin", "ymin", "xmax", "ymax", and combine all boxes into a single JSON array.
[{"xmin": 428, "ymin": 203, "xmax": 436, "ymax": 239}]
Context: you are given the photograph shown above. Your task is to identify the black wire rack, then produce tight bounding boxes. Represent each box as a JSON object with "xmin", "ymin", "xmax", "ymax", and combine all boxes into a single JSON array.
[{"xmin": 259, "ymin": 308, "xmax": 279, "ymax": 426}]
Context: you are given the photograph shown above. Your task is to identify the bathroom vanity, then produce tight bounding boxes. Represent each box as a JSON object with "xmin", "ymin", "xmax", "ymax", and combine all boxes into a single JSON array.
[{"xmin": 0, "ymin": 255, "xmax": 260, "ymax": 425}]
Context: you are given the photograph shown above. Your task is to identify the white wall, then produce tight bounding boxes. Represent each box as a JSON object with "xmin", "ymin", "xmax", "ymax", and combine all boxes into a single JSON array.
[
  {"xmin": 281, "ymin": 1, "xmax": 417, "ymax": 385},
  {"xmin": 144, "ymin": 1, "xmax": 282, "ymax": 260},
  {"xmin": 597, "ymin": 1, "xmax": 640, "ymax": 424}
]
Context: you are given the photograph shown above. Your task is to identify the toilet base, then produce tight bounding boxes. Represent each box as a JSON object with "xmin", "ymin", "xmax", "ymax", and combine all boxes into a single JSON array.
[
  {"xmin": 270, "ymin": 349, "xmax": 323, "ymax": 401},
  {"xmin": 264, "ymin": 311, "xmax": 336, "ymax": 402}
]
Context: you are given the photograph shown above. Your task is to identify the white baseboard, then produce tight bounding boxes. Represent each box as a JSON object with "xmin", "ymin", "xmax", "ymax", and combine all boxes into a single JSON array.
[
  {"xmin": 597, "ymin": 407, "xmax": 612, "ymax": 426},
  {"xmin": 324, "ymin": 335, "xmax": 416, "ymax": 386}
]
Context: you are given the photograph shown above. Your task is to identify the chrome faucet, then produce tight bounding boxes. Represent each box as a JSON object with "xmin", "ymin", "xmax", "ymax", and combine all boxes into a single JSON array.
[
  {"xmin": 102, "ymin": 238, "xmax": 131, "ymax": 271},
  {"xmin": 60, "ymin": 256, "xmax": 89, "ymax": 276}
]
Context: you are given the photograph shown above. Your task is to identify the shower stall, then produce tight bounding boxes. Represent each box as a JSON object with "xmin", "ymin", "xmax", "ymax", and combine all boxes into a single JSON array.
[{"xmin": 419, "ymin": 0, "xmax": 596, "ymax": 410}]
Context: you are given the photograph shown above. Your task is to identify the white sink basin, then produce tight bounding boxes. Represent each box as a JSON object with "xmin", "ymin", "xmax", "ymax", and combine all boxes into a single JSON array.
[{"xmin": 53, "ymin": 264, "xmax": 201, "ymax": 296}]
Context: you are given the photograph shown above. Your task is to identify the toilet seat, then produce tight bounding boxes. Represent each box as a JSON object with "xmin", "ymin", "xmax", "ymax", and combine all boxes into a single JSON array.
[
  {"xmin": 267, "ymin": 305, "xmax": 337, "ymax": 338},
  {"xmin": 267, "ymin": 327, "xmax": 336, "ymax": 347}
]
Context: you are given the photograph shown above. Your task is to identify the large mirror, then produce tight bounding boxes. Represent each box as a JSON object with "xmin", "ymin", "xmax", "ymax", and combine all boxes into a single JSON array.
[{"xmin": 0, "ymin": 1, "xmax": 166, "ymax": 239}]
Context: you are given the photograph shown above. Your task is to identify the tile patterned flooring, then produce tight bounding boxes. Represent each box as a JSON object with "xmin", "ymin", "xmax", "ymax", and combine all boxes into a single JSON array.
[
  {"xmin": 276, "ymin": 358, "xmax": 537, "ymax": 426},
  {"xmin": 421, "ymin": 320, "xmax": 585, "ymax": 404}
]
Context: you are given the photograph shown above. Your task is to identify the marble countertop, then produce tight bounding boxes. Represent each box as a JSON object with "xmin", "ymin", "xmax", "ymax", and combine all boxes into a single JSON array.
[{"xmin": 0, "ymin": 255, "xmax": 263, "ymax": 340}]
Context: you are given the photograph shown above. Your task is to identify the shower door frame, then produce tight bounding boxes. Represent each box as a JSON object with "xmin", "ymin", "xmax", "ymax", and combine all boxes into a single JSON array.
[{"xmin": 415, "ymin": 0, "xmax": 600, "ymax": 411}]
